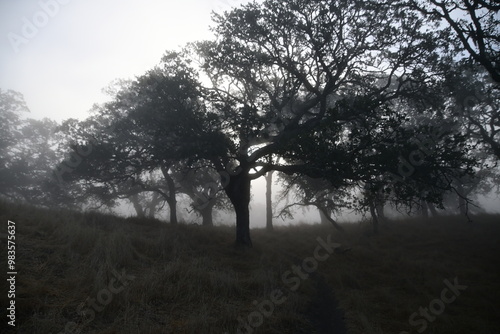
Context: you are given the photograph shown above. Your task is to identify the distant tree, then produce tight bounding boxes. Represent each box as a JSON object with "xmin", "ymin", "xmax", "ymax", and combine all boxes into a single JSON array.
[
  {"xmin": 265, "ymin": 170, "xmax": 274, "ymax": 231},
  {"xmin": 276, "ymin": 174, "xmax": 352, "ymax": 232},
  {"xmin": 261, "ymin": 155, "xmax": 277, "ymax": 232},
  {"xmin": 55, "ymin": 113, "xmax": 183, "ymax": 223},
  {"xmin": 14, "ymin": 118, "xmax": 61, "ymax": 203},
  {"xmin": 443, "ymin": 62, "xmax": 500, "ymax": 159},
  {"xmin": 0, "ymin": 89, "xmax": 29, "ymax": 200},
  {"xmin": 128, "ymin": 190, "xmax": 165, "ymax": 219},
  {"xmin": 175, "ymin": 163, "xmax": 231, "ymax": 226},
  {"xmin": 428, "ymin": 61, "xmax": 500, "ymax": 214},
  {"xmin": 0, "ymin": 89, "xmax": 66, "ymax": 205}
]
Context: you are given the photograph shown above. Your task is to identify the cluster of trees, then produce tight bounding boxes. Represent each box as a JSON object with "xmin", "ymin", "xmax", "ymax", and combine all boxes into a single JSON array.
[{"xmin": 1, "ymin": 0, "xmax": 498, "ymax": 247}]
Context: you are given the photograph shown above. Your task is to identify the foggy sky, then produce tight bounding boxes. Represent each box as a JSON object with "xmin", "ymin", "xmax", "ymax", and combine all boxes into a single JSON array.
[{"xmin": 0, "ymin": 0, "xmax": 247, "ymax": 122}]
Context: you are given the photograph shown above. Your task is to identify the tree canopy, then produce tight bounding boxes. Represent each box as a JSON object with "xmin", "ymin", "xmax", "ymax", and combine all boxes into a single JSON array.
[{"xmin": 1, "ymin": 0, "xmax": 498, "ymax": 247}]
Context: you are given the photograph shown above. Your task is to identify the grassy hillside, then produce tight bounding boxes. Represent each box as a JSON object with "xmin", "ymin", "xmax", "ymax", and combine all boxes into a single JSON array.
[{"xmin": 1, "ymin": 201, "xmax": 499, "ymax": 334}]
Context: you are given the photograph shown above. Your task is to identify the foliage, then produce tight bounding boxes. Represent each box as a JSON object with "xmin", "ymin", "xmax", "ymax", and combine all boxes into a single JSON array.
[{"xmin": 404, "ymin": 0, "xmax": 500, "ymax": 82}]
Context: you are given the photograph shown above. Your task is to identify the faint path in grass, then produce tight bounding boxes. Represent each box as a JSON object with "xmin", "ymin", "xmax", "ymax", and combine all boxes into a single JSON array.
[
  {"xmin": 306, "ymin": 273, "xmax": 348, "ymax": 334},
  {"xmin": 281, "ymin": 250, "xmax": 348, "ymax": 334}
]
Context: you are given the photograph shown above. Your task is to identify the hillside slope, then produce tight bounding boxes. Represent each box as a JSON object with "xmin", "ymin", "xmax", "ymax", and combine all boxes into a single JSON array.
[{"xmin": 1, "ymin": 201, "xmax": 499, "ymax": 333}]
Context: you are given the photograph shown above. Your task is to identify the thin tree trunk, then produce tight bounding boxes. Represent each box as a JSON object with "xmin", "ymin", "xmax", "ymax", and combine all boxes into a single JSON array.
[
  {"xmin": 225, "ymin": 172, "xmax": 252, "ymax": 248},
  {"xmin": 319, "ymin": 208, "xmax": 331, "ymax": 225},
  {"xmin": 265, "ymin": 171, "xmax": 274, "ymax": 231},
  {"xmin": 457, "ymin": 184, "xmax": 467, "ymax": 216},
  {"xmin": 369, "ymin": 202, "xmax": 379, "ymax": 234},
  {"xmin": 427, "ymin": 202, "xmax": 439, "ymax": 217},
  {"xmin": 420, "ymin": 199, "xmax": 429, "ymax": 218},
  {"xmin": 161, "ymin": 165, "xmax": 178, "ymax": 225}
]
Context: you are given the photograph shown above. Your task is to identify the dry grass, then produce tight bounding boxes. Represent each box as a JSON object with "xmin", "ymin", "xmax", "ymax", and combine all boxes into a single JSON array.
[{"xmin": 1, "ymin": 200, "xmax": 499, "ymax": 334}]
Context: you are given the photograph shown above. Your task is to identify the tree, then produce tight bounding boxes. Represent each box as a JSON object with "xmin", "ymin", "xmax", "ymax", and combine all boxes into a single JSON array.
[
  {"xmin": 437, "ymin": 62, "xmax": 500, "ymax": 213},
  {"xmin": 276, "ymin": 174, "xmax": 352, "ymax": 232},
  {"xmin": 175, "ymin": 163, "xmax": 231, "ymax": 226},
  {"xmin": 55, "ymin": 110, "xmax": 182, "ymax": 223},
  {"xmin": 52, "ymin": 0, "xmax": 478, "ymax": 246},
  {"xmin": 187, "ymin": 0, "xmax": 478, "ymax": 247},
  {"xmin": 443, "ymin": 62, "xmax": 500, "ymax": 159},
  {"xmin": 0, "ymin": 89, "xmax": 65, "ymax": 205},
  {"xmin": 0, "ymin": 89, "xmax": 29, "ymax": 200},
  {"xmin": 405, "ymin": 0, "xmax": 500, "ymax": 83},
  {"xmin": 265, "ymin": 170, "xmax": 274, "ymax": 231},
  {"xmin": 55, "ymin": 52, "xmax": 229, "ymax": 224}
]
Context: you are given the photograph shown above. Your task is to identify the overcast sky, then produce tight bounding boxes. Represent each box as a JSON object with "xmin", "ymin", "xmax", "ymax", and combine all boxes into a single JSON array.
[{"xmin": 0, "ymin": 0, "xmax": 249, "ymax": 122}]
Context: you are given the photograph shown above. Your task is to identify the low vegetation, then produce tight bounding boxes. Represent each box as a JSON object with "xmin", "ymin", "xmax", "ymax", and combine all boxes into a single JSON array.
[{"xmin": 1, "ymin": 200, "xmax": 499, "ymax": 333}]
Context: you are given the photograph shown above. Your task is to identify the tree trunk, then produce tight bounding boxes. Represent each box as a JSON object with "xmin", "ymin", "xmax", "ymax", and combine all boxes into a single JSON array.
[
  {"xmin": 184, "ymin": 185, "xmax": 215, "ymax": 226},
  {"xmin": 265, "ymin": 171, "xmax": 274, "ymax": 231},
  {"xmin": 457, "ymin": 184, "xmax": 467, "ymax": 216},
  {"xmin": 427, "ymin": 202, "xmax": 439, "ymax": 217},
  {"xmin": 161, "ymin": 165, "xmax": 178, "ymax": 225},
  {"xmin": 200, "ymin": 200, "xmax": 214, "ymax": 226},
  {"xmin": 130, "ymin": 193, "xmax": 145, "ymax": 218},
  {"xmin": 165, "ymin": 196, "xmax": 176, "ymax": 224},
  {"xmin": 147, "ymin": 192, "xmax": 162, "ymax": 218},
  {"xmin": 420, "ymin": 199, "xmax": 429, "ymax": 218},
  {"xmin": 369, "ymin": 202, "xmax": 379, "ymax": 234},
  {"xmin": 317, "ymin": 205, "xmax": 344, "ymax": 232},
  {"xmin": 319, "ymin": 208, "xmax": 331, "ymax": 225},
  {"xmin": 375, "ymin": 203, "xmax": 386, "ymax": 222},
  {"xmin": 225, "ymin": 171, "xmax": 252, "ymax": 248}
]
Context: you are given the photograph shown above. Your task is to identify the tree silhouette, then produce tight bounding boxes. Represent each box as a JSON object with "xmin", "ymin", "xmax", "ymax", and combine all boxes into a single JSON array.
[
  {"xmin": 405, "ymin": 0, "xmax": 500, "ymax": 83},
  {"xmin": 189, "ymin": 0, "xmax": 468, "ymax": 246}
]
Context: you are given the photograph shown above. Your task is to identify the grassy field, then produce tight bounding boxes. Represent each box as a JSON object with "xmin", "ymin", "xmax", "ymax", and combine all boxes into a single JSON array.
[{"xmin": 1, "ymin": 200, "xmax": 499, "ymax": 334}]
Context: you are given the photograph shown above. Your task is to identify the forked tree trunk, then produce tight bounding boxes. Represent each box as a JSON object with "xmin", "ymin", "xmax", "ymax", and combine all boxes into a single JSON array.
[
  {"xmin": 265, "ymin": 171, "xmax": 274, "ymax": 231},
  {"xmin": 200, "ymin": 199, "xmax": 215, "ymax": 226},
  {"xmin": 130, "ymin": 193, "xmax": 145, "ymax": 218},
  {"xmin": 186, "ymin": 187, "xmax": 215, "ymax": 226},
  {"xmin": 225, "ymin": 171, "xmax": 252, "ymax": 248},
  {"xmin": 317, "ymin": 205, "xmax": 344, "ymax": 232},
  {"xmin": 146, "ymin": 192, "xmax": 162, "ymax": 218}
]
